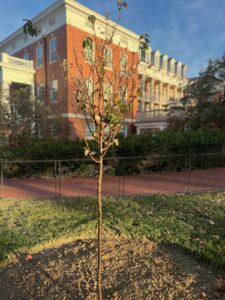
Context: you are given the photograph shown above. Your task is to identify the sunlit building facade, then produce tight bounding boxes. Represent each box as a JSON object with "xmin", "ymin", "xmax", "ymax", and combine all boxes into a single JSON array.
[{"xmin": 0, "ymin": 0, "xmax": 187, "ymax": 138}]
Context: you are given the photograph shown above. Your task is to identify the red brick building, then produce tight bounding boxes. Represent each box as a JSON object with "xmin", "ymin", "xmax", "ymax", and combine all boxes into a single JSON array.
[
  {"xmin": 0, "ymin": 0, "xmax": 140, "ymax": 139},
  {"xmin": 0, "ymin": 0, "xmax": 188, "ymax": 137}
]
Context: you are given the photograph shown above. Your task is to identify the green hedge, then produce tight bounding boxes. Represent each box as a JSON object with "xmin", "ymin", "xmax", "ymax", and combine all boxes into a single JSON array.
[
  {"xmin": 1, "ymin": 129, "xmax": 225, "ymax": 177},
  {"xmin": 115, "ymin": 129, "xmax": 225, "ymax": 174}
]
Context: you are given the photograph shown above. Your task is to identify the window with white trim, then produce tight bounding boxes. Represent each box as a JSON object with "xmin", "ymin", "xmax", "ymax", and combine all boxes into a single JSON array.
[
  {"xmin": 83, "ymin": 38, "xmax": 94, "ymax": 63},
  {"xmin": 36, "ymin": 45, "xmax": 43, "ymax": 68},
  {"xmin": 50, "ymin": 123, "xmax": 59, "ymax": 138},
  {"xmin": 120, "ymin": 53, "xmax": 128, "ymax": 74},
  {"xmin": 104, "ymin": 47, "xmax": 112, "ymax": 69},
  {"xmin": 37, "ymin": 84, "xmax": 45, "ymax": 101},
  {"xmin": 85, "ymin": 79, "xmax": 94, "ymax": 98},
  {"xmin": 104, "ymin": 83, "xmax": 112, "ymax": 101},
  {"xmin": 86, "ymin": 123, "xmax": 95, "ymax": 139},
  {"xmin": 120, "ymin": 86, "xmax": 127, "ymax": 103},
  {"xmin": 141, "ymin": 48, "xmax": 147, "ymax": 63},
  {"xmin": 49, "ymin": 38, "xmax": 57, "ymax": 63},
  {"xmin": 50, "ymin": 79, "xmax": 58, "ymax": 102},
  {"xmin": 155, "ymin": 56, "xmax": 159, "ymax": 66},
  {"xmin": 145, "ymin": 103, "xmax": 151, "ymax": 112},
  {"xmin": 120, "ymin": 124, "xmax": 128, "ymax": 137},
  {"xmin": 170, "ymin": 62, "xmax": 174, "ymax": 73}
]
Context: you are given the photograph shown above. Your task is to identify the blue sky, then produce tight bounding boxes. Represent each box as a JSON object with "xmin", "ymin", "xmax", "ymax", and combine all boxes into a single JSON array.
[{"xmin": 0, "ymin": 0, "xmax": 225, "ymax": 77}]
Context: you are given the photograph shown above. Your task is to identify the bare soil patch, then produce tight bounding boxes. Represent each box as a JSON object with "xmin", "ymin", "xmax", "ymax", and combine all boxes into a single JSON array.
[{"xmin": 0, "ymin": 239, "xmax": 221, "ymax": 300}]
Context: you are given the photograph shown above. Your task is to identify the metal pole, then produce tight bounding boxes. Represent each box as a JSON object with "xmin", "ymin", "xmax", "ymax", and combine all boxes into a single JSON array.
[
  {"xmin": 187, "ymin": 155, "xmax": 191, "ymax": 193},
  {"xmin": 58, "ymin": 161, "xmax": 61, "ymax": 199},
  {"xmin": 118, "ymin": 176, "xmax": 120, "ymax": 196},
  {"xmin": 54, "ymin": 161, "xmax": 57, "ymax": 198},
  {"xmin": 0, "ymin": 162, "xmax": 3, "ymax": 199},
  {"xmin": 122, "ymin": 175, "xmax": 125, "ymax": 196},
  {"xmin": 185, "ymin": 155, "xmax": 188, "ymax": 193}
]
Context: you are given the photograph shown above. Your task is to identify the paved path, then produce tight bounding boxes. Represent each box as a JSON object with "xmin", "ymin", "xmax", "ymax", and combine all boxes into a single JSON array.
[{"xmin": 1, "ymin": 167, "xmax": 225, "ymax": 198}]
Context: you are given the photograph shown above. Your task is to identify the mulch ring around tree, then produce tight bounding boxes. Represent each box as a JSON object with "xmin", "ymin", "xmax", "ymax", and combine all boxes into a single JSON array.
[{"xmin": 0, "ymin": 239, "xmax": 224, "ymax": 300}]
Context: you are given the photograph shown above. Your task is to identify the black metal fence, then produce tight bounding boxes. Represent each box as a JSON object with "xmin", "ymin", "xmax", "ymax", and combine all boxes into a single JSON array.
[{"xmin": 1, "ymin": 153, "xmax": 225, "ymax": 199}]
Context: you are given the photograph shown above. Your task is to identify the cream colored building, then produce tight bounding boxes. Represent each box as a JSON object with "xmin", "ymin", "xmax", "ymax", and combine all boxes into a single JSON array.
[
  {"xmin": 136, "ymin": 48, "xmax": 187, "ymax": 133},
  {"xmin": 0, "ymin": 52, "xmax": 35, "ymax": 99}
]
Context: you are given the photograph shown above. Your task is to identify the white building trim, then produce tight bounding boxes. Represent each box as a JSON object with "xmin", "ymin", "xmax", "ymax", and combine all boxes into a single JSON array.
[{"xmin": 135, "ymin": 121, "xmax": 168, "ymax": 134}]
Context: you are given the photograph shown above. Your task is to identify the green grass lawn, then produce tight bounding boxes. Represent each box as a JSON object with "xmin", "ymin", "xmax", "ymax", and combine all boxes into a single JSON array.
[{"xmin": 0, "ymin": 192, "xmax": 225, "ymax": 270}]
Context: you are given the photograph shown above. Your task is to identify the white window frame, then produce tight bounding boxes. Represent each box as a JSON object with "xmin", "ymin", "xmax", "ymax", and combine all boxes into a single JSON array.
[
  {"xmin": 120, "ymin": 86, "xmax": 127, "ymax": 103},
  {"xmin": 104, "ymin": 47, "xmax": 112, "ymax": 69},
  {"xmin": 177, "ymin": 66, "xmax": 181, "ymax": 76},
  {"xmin": 50, "ymin": 123, "xmax": 59, "ymax": 138},
  {"xmin": 140, "ymin": 48, "xmax": 147, "ymax": 63},
  {"xmin": 120, "ymin": 53, "xmax": 128, "ymax": 74},
  {"xmin": 50, "ymin": 79, "xmax": 58, "ymax": 102},
  {"xmin": 170, "ymin": 63, "xmax": 174, "ymax": 73},
  {"xmin": 163, "ymin": 58, "xmax": 167, "ymax": 71},
  {"xmin": 120, "ymin": 124, "xmax": 128, "ymax": 137},
  {"xmin": 49, "ymin": 38, "xmax": 57, "ymax": 64},
  {"xmin": 104, "ymin": 83, "xmax": 112, "ymax": 101},
  {"xmin": 86, "ymin": 123, "xmax": 95, "ymax": 140},
  {"xmin": 155, "ymin": 56, "xmax": 159, "ymax": 67},
  {"xmin": 37, "ymin": 84, "xmax": 45, "ymax": 101},
  {"xmin": 83, "ymin": 38, "xmax": 94, "ymax": 63},
  {"xmin": 85, "ymin": 79, "xmax": 94, "ymax": 98},
  {"xmin": 36, "ymin": 45, "xmax": 43, "ymax": 68}
]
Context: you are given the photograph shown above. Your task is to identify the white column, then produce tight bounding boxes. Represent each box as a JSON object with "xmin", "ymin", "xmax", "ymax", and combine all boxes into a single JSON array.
[
  {"xmin": 159, "ymin": 81, "xmax": 163, "ymax": 108},
  {"xmin": 1, "ymin": 82, "xmax": 10, "ymax": 105},
  {"xmin": 151, "ymin": 78, "xmax": 155, "ymax": 101}
]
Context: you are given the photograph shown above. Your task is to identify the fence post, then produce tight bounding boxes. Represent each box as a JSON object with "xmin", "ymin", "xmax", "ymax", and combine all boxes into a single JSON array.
[
  {"xmin": 54, "ymin": 161, "xmax": 57, "ymax": 198},
  {"xmin": 122, "ymin": 175, "xmax": 125, "ymax": 196},
  {"xmin": 118, "ymin": 176, "xmax": 121, "ymax": 196},
  {"xmin": 58, "ymin": 160, "xmax": 61, "ymax": 199},
  {"xmin": 0, "ymin": 161, "xmax": 3, "ymax": 199},
  {"xmin": 186, "ymin": 155, "xmax": 191, "ymax": 193}
]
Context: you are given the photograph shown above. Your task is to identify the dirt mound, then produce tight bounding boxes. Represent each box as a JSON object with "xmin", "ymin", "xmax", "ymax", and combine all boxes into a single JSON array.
[{"xmin": 0, "ymin": 239, "xmax": 221, "ymax": 299}]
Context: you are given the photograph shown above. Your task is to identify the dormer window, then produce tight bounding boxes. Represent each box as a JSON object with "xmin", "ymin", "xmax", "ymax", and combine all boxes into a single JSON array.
[
  {"xmin": 160, "ymin": 55, "xmax": 168, "ymax": 71},
  {"xmin": 182, "ymin": 65, "xmax": 187, "ymax": 78},
  {"xmin": 168, "ymin": 59, "xmax": 175, "ymax": 74},
  {"xmin": 175, "ymin": 62, "xmax": 182, "ymax": 76},
  {"xmin": 141, "ymin": 48, "xmax": 146, "ymax": 63},
  {"xmin": 151, "ymin": 51, "xmax": 160, "ymax": 67}
]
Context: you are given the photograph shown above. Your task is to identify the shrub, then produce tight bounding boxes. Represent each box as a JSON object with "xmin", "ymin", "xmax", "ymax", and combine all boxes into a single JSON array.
[{"xmin": 1, "ymin": 129, "xmax": 225, "ymax": 177}]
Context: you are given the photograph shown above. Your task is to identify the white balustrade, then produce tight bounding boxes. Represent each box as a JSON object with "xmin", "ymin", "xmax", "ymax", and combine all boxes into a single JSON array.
[{"xmin": 0, "ymin": 53, "xmax": 33, "ymax": 69}]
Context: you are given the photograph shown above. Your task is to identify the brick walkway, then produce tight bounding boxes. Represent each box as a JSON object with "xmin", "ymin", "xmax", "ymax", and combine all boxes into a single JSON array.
[{"xmin": 1, "ymin": 167, "xmax": 225, "ymax": 199}]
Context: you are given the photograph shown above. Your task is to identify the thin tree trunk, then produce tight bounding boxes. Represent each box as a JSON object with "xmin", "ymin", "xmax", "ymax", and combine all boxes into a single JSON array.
[{"xmin": 97, "ymin": 156, "xmax": 103, "ymax": 300}]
